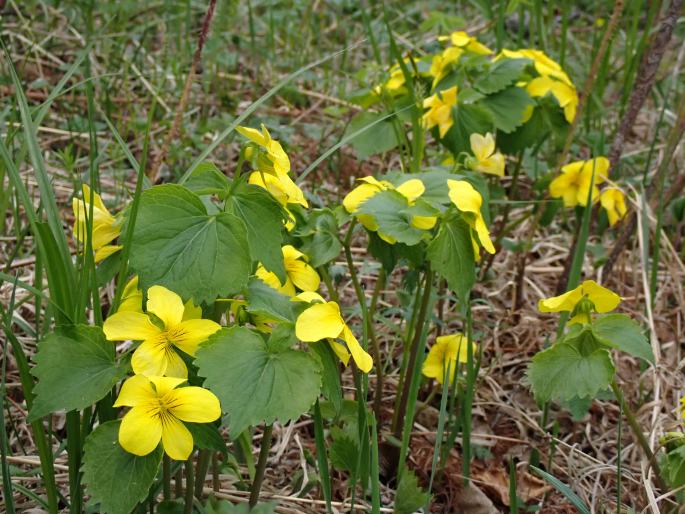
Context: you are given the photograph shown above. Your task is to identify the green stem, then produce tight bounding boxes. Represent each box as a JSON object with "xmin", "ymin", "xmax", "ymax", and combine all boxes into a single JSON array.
[
  {"xmin": 393, "ymin": 269, "xmax": 433, "ymax": 438},
  {"xmin": 66, "ymin": 410, "xmax": 82, "ymax": 513},
  {"xmin": 194, "ymin": 449, "xmax": 211, "ymax": 498},
  {"xmin": 249, "ymin": 424, "xmax": 274, "ymax": 508},
  {"xmin": 163, "ymin": 455, "xmax": 171, "ymax": 500},
  {"xmin": 184, "ymin": 458, "xmax": 194, "ymax": 514},
  {"xmin": 610, "ymin": 381, "xmax": 667, "ymax": 492}
]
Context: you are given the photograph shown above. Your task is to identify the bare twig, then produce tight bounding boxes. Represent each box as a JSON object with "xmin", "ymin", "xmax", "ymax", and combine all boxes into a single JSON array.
[{"xmin": 148, "ymin": 0, "xmax": 218, "ymax": 181}]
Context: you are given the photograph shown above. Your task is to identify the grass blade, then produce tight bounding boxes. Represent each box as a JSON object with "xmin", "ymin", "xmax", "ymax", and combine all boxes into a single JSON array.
[{"xmin": 529, "ymin": 465, "xmax": 591, "ymax": 514}]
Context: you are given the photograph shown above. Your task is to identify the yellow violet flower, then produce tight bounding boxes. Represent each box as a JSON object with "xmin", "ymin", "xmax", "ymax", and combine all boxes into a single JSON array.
[
  {"xmin": 343, "ymin": 177, "xmax": 436, "ymax": 238},
  {"xmin": 103, "ymin": 285, "xmax": 221, "ymax": 378},
  {"xmin": 526, "ymin": 75, "xmax": 578, "ymax": 123},
  {"xmin": 499, "ymin": 48, "xmax": 572, "ymax": 86},
  {"xmin": 422, "ymin": 333, "xmax": 477, "ymax": 384},
  {"xmin": 422, "ymin": 86, "xmax": 458, "ymax": 138},
  {"xmin": 255, "ymin": 245, "xmax": 321, "ymax": 296},
  {"xmin": 467, "ymin": 133, "xmax": 505, "ymax": 177},
  {"xmin": 295, "ymin": 296, "xmax": 373, "ymax": 373},
  {"xmin": 429, "ymin": 46, "xmax": 463, "ymax": 87},
  {"xmin": 549, "ymin": 157, "xmax": 610, "ymax": 207},
  {"xmin": 538, "ymin": 279, "xmax": 621, "ymax": 324},
  {"xmin": 440, "ymin": 31, "xmax": 492, "ymax": 55},
  {"xmin": 600, "ymin": 188, "xmax": 627, "ymax": 226},
  {"xmin": 447, "ymin": 180, "xmax": 495, "ymax": 255},
  {"xmin": 236, "ymin": 124, "xmax": 290, "ymax": 175},
  {"xmin": 114, "ymin": 374, "xmax": 220, "ymax": 460},
  {"xmin": 72, "ymin": 184, "xmax": 122, "ymax": 263},
  {"xmin": 119, "ymin": 276, "xmax": 144, "ymax": 313}
]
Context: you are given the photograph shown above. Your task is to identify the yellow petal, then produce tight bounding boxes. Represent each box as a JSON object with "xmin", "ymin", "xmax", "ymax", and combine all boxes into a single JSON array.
[
  {"xmin": 327, "ymin": 340, "xmax": 351, "ymax": 366},
  {"xmin": 295, "ymin": 302, "xmax": 345, "ymax": 342},
  {"xmin": 526, "ymin": 76, "xmax": 555, "ymax": 98},
  {"xmin": 256, "ymin": 265, "xmax": 295, "ymax": 295},
  {"xmin": 549, "ymin": 172, "xmax": 578, "ymax": 207},
  {"xmin": 162, "ymin": 349, "xmax": 190, "ymax": 379},
  {"xmin": 395, "ymin": 179, "xmax": 425, "ymax": 203},
  {"xmin": 131, "ymin": 339, "xmax": 175, "ymax": 377},
  {"xmin": 94, "ymin": 244, "xmax": 122, "ymax": 263},
  {"xmin": 474, "ymin": 217, "xmax": 495, "ymax": 254},
  {"xmin": 147, "ymin": 285, "xmax": 185, "ymax": 328},
  {"xmin": 236, "ymin": 125, "xmax": 268, "ymax": 147},
  {"xmin": 341, "ymin": 326, "xmax": 373, "ymax": 373},
  {"xmin": 171, "ymin": 319, "xmax": 222, "ymax": 356},
  {"xmin": 160, "ymin": 414, "xmax": 194, "ymax": 461},
  {"xmin": 538, "ymin": 286, "xmax": 583, "ymax": 313},
  {"xmin": 113, "ymin": 374, "xmax": 155, "ymax": 407},
  {"xmin": 249, "ymin": 171, "xmax": 288, "ymax": 206},
  {"xmin": 282, "ymin": 244, "xmax": 306, "ymax": 262},
  {"xmin": 287, "ymin": 260, "xmax": 321, "ymax": 292},
  {"xmin": 119, "ymin": 276, "xmax": 143, "ymax": 313},
  {"xmin": 450, "ymin": 31, "xmax": 472, "ymax": 47},
  {"xmin": 343, "ymin": 182, "xmax": 382, "ymax": 213},
  {"xmin": 166, "ymin": 387, "xmax": 221, "ymax": 423},
  {"xmin": 411, "ymin": 215, "xmax": 437, "ymax": 230},
  {"xmin": 581, "ymin": 280, "xmax": 621, "ymax": 313},
  {"xmin": 103, "ymin": 311, "xmax": 161, "ymax": 341},
  {"xmin": 470, "ymin": 133, "xmax": 494, "ymax": 162},
  {"xmin": 292, "ymin": 291, "xmax": 326, "ymax": 303},
  {"xmin": 119, "ymin": 406, "xmax": 162, "ymax": 457},
  {"xmin": 148, "ymin": 376, "xmax": 187, "ymax": 397},
  {"xmin": 447, "ymin": 180, "xmax": 483, "ymax": 215},
  {"xmin": 182, "ymin": 299, "xmax": 203, "ymax": 321}
]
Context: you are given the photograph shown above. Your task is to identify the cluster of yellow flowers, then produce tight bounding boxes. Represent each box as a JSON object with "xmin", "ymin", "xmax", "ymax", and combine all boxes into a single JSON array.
[{"xmin": 548, "ymin": 157, "xmax": 627, "ymax": 226}]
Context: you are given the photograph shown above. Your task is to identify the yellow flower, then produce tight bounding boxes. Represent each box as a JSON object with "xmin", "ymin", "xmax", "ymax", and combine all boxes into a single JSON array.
[
  {"xmin": 549, "ymin": 157, "xmax": 610, "ymax": 207},
  {"xmin": 538, "ymin": 279, "xmax": 621, "ymax": 324},
  {"xmin": 103, "ymin": 285, "xmax": 221, "ymax": 378},
  {"xmin": 119, "ymin": 276, "xmax": 144, "ymax": 313},
  {"xmin": 499, "ymin": 48, "xmax": 573, "ymax": 86},
  {"xmin": 114, "ymin": 375, "xmax": 220, "ymax": 460},
  {"xmin": 295, "ymin": 296, "xmax": 373, "ymax": 373},
  {"xmin": 467, "ymin": 133, "xmax": 505, "ymax": 177},
  {"xmin": 429, "ymin": 46, "xmax": 463, "ymax": 86},
  {"xmin": 422, "ymin": 333, "xmax": 477, "ymax": 384},
  {"xmin": 447, "ymin": 180, "xmax": 495, "ymax": 255},
  {"xmin": 343, "ymin": 177, "xmax": 436, "ymax": 239},
  {"xmin": 526, "ymin": 75, "xmax": 578, "ymax": 123},
  {"xmin": 600, "ymin": 188, "xmax": 627, "ymax": 226},
  {"xmin": 422, "ymin": 86, "xmax": 458, "ymax": 138},
  {"xmin": 440, "ymin": 31, "xmax": 492, "ymax": 55},
  {"xmin": 236, "ymin": 124, "xmax": 290, "ymax": 175},
  {"xmin": 255, "ymin": 245, "xmax": 321, "ymax": 296},
  {"xmin": 72, "ymin": 185, "xmax": 122, "ymax": 263}
]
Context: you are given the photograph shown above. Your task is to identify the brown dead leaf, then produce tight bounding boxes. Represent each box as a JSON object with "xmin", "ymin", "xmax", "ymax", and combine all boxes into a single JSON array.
[{"xmin": 473, "ymin": 464, "xmax": 552, "ymax": 506}]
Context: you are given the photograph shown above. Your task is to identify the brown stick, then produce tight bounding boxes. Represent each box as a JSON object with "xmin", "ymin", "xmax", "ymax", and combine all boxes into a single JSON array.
[
  {"xmin": 603, "ymin": 90, "xmax": 685, "ymax": 277},
  {"xmin": 607, "ymin": 0, "xmax": 682, "ymax": 172},
  {"xmin": 148, "ymin": 0, "xmax": 218, "ymax": 181},
  {"xmin": 557, "ymin": 0, "xmax": 626, "ymax": 169}
]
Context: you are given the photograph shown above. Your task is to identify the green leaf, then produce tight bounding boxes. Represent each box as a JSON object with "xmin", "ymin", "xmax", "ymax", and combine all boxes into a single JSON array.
[
  {"xmin": 497, "ymin": 104, "xmax": 548, "ymax": 153},
  {"xmin": 196, "ymin": 327, "xmax": 322, "ymax": 437},
  {"xmin": 298, "ymin": 209, "xmax": 342, "ymax": 268},
  {"xmin": 426, "ymin": 212, "xmax": 475, "ymax": 301},
  {"xmin": 329, "ymin": 427, "xmax": 359, "ymax": 473},
  {"xmin": 29, "ymin": 325, "xmax": 128, "ymax": 422},
  {"xmin": 245, "ymin": 278, "xmax": 295, "ymax": 323},
  {"xmin": 666, "ymin": 446, "xmax": 685, "ymax": 487},
  {"xmin": 310, "ymin": 342, "xmax": 342, "ymax": 416},
  {"xmin": 480, "ymin": 86, "xmax": 535, "ymax": 133},
  {"xmin": 184, "ymin": 161, "xmax": 231, "ymax": 196},
  {"xmin": 82, "ymin": 421, "xmax": 162, "ymax": 514},
  {"xmin": 344, "ymin": 112, "xmax": 400, "ymax": 158},
  {"xmin": 441, "ymin": 103, "xmax": 492, "ymax": 155},
  {"xmin": 475, "ymin": 58, "xmax": 529, "ymax": 95},
  {"xmin": 528, "ymin": 334, "xmax": 615, "ymax": 403},
  {"xmin": 226, "ymin": 181, "xmax": 286, "ymax": 282},
  {"xmin": 131, "ymin": 184, "xmax": 251, "ymax": 304},
  {"xmin": 357, "ymin": 190, "xmax": 429, "ymax": 246},
  {"xmin": 591, "ymin": 314, "xmax": 654, "ymax": 364},
  {"xmin": 186, "ymin": 422, "xmax": 227, "ymax": 456},
  {"xmin": 394, "ymin": 468, "xmax": 429, "ymax": 514},
  {"xmin": 267, "ymin": 322, "xmax": 297, "ymax": 352},
  {"xmin": 529, "ymin": 466, "xmax": 591, "ymax": 514}
]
